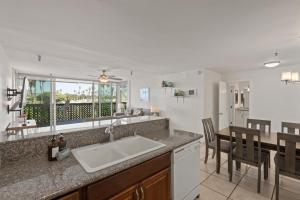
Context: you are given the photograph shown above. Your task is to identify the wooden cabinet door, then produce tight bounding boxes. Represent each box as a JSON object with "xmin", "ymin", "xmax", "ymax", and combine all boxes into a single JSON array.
[
  {"xmin": 87, "ymin": 153, "xmax": 171, "ymax": 200},
  {"xmin": 140, "ymin": 168, "xmax": 170, "ymax": 200},
  {"xmin": 57, "ymin": 191, "xmax": 80, "ymax": 200},
  {"xmin": 109, "ymin": 185, "xmax": 138, "ymax": 200}
]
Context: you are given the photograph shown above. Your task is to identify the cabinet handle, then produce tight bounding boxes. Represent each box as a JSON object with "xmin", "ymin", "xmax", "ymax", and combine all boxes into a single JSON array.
[
  {"xmin": 135, "ymin": 188, "xmax": 140, "ymax": 200},
  {"xmin": 139, "ymin": 186, "xmax": 145, "ymax": 200}
]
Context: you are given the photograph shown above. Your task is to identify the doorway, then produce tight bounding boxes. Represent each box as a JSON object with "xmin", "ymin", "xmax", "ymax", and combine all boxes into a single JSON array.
[
  {"xmin": 229, "ymin": 81, "xmax": 250, "ymax": 127},
  {"xmin": 218, "ymin": 81, "xmax": 250, "ymax": 130}
]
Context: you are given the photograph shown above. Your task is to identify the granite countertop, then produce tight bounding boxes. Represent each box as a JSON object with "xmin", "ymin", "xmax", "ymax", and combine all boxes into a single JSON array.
[{"xmin": 0, "ymin": 129, "xmax": 202, "ymax": 200}]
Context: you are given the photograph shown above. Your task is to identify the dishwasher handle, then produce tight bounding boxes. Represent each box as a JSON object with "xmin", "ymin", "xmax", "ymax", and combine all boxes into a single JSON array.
[
  {"xmin": 174, "ymin": 148, "xmax": 185, "ymax": 154},
  {"xmin": 173, "ymin": 141, "xmax": 200, "ymax": 157}
]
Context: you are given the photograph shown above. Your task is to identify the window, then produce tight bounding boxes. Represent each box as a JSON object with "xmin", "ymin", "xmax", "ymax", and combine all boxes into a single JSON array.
[
  {"xmin": 55, "ymin": 80, "xmax": 93, "ymax": 125},
  {"xmin": 99, "ymin": 83, "xmax": 116, "ymax": 116},
  {"xmin": 94, "ymin": 83, "xmax": 100, "ymax": 118},
  {"xmin": 23, "ymin": 78, "xmax": 51, "ymax": 127},
  {"xmin": 119, "ymin": 82, "xmax": 128, "ymax": 112},
  {"xmin": 20, "ymin": 74, "xmax": 129, "ymax": 131}
]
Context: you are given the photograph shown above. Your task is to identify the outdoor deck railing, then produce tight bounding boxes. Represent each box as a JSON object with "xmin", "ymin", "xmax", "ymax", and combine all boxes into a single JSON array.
[{"xmin": 24, "ymin": 102, "xmax": 126, "ymax": 127}]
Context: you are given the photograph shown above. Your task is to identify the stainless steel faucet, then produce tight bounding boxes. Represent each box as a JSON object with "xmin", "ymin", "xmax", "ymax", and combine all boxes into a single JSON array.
[
  {"xmin": 105, "ymin": 120, "xmax": 120, "ymax": 142},
  {"xmin": 133, "ymin": 129, "xmax": 138, "ymax": 136}
]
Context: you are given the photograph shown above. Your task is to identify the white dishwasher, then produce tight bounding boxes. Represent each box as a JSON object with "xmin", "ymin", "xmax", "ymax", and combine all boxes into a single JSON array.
[{"xmin": 172, "ymin": 139, "xmax": 201, "ymax": 200}]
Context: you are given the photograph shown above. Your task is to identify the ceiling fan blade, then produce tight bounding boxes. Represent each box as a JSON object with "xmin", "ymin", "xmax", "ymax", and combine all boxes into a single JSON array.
[
  {"xmin": 88, "ymin": 75, "xmax": 98, "ymax": 77},
  {"xmin": 109, "ymin": 77, "xmax": 123, "ymax": 81}
]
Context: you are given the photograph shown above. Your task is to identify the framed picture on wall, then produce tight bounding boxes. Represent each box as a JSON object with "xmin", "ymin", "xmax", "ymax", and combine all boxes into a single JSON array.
[{"xmin": 139, "ymin": 88, "xmax": 150, "ymax": 102}]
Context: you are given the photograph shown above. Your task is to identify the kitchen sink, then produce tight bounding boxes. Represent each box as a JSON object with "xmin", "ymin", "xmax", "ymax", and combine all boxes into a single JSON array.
[{"xmin": 72, "ymin": 136, "xmax": 166, "ymax": 173}]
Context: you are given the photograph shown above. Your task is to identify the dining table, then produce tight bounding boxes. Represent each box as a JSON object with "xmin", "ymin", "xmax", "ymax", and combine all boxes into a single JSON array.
[{"xmin": 216, "ymin": 127, "xmax": 300, "ymax": 174}]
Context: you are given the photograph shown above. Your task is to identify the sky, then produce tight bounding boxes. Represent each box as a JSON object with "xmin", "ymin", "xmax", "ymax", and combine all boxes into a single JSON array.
[{"xmin": 56, "ymin": 82, "xmax": 92, "ymax": 94}]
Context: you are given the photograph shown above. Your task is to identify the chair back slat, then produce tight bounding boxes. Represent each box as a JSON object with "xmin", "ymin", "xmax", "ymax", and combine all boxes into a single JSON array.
[
  {"xmin": 208, "ymin": 119, "xmax": 215, "ymax": 140},
  {"xmin": 235, "ymin": 133, "xmax": 243, "ymax": 159},
  {"xmin": 247, "ymin": 118, "xmax": 271, "ymax": 133},
  {"xmin": 281, "ymin": 122, "xmax": 300, "ymax": 134},
  {"xmin": 285, "ymin": 141, "xmax": 296, "ymax": 174},
  {"xmin": 202, "ymin": 118, "xmax": 215, "ymax": 144},
  {"xmin": 277, "ymin": 132, "xmax": 300, "ymax": 175},
  {"xmin": 249, "ymin": 122, "xmax": 257, "ymax": 129},
  {"xmin": 230, "ymin": 126, "xmax": 261, "ymax": 165},
  {"xmin": 260, "ymin": 124, "xmax": 266, "ymax": 133},
  {"xmin": 246, "ymin": 134, "xmax": 255, "ymax": 162},
  {"xmin": 203, "ymin": 121, "xmax": 210, "ymax": 141}
]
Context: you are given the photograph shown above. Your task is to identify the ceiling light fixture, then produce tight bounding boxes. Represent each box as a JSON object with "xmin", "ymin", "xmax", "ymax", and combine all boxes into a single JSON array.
[
  {"xmin": 99, "ymin": 70, "xmax": 109, "ymax": 83},
  {"xmin": 264, "ymin": 52, "xmax": 280, "ymax": 68},
  {"xmin": 281, "ymin": 71, "xmax": 300, "ymax": 84}
]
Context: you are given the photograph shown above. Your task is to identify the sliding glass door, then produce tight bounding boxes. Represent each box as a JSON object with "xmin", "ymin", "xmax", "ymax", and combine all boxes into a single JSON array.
[
  {"xmin": 23, "ymin": 78, "xmax": 52, "ymax": 127},
  {"xmin": 19, "ymin": 73, "xmax": 129, "ymax": 130},
  {"xmin": 98, "ymin": 83, "xmax": 115, "ymax": 117},
  {"xmin": 55, "ymin": 80, "xmax": 94, "ymax": 125}
]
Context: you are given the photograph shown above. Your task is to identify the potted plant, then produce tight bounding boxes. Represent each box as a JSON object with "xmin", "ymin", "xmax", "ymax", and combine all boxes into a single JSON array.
[{"xmin": 174, "ymin": 89, "xmax": 185, "ymax": 97}]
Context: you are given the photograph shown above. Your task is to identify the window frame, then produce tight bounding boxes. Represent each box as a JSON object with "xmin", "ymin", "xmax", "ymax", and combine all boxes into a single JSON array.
[{"xmin": 17, "ymin": 72, "xmax": 130, "ymax": 131}]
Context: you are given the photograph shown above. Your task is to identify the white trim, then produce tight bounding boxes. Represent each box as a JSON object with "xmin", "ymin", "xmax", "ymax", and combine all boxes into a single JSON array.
[{"xmin": 50, "ymin": 74, "xmax": 56, "ymax": 132}]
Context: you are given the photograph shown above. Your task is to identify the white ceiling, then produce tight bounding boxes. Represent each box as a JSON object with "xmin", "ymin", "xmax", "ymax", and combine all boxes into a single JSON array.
[{"xmin": 0, "ymin": 0, "xmax": 300, "ymax": 78}]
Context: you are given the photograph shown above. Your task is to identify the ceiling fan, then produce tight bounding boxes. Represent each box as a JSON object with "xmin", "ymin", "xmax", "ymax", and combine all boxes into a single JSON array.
[{"xmin": 88, "ymin": 70, "xmax": 123, "ymax": 83}]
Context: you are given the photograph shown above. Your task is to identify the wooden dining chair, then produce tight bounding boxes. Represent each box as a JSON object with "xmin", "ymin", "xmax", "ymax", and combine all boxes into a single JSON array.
[
  {"xmin": 275, "ymin": 132, "xmax": 300, "ymax": 200},
  {"xmin": 281, "ymin": 122, "xmax": 300, "ymax": 134},
  {"xmin": 229, "ymin": 126, "xmax": 269, "ymax": 193},
  {"xmin": 247, "ymin": 118, "xmax": 271, "ymax": 167},
  {"xmin": 202, "ymin": 118, "xmax": 232, "ymax": 164},
  {"xmin": 247, "ymin": 118, "xmax": 271, "ymax": 133}
]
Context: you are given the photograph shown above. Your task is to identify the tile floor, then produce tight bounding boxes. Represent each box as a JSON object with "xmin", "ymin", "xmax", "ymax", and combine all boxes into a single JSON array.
[{"xmin": 196, "ymin": 143, "xmax": 300, "ymax": 200}]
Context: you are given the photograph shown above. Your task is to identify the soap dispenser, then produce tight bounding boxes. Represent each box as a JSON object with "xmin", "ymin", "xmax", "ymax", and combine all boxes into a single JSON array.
[
  {"xmin": 58, "ymin": 133, "xmax": 67, "ymax": 151},
  {"xmin": 48, "ymin": 135, "xmax": 59, "ymax": 161}
]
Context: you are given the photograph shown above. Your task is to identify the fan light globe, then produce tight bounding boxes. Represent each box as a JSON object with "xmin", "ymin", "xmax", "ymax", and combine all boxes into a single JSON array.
[{"xmin": 99, "ymin": 74, "xmax": 109, "ymax": 83}]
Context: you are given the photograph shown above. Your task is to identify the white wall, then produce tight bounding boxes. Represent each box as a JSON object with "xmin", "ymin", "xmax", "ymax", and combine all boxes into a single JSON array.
[
  {"xmin": 222, "ymin": 66, "xmax": 300, "ymax": 132},
  {"xmin": 157, "ymin": 70, "xmax": 204, "ymax": 133},
  {"xmin": 129, "ymin": 71, "xmax": 160, "ymax": 109},
  {"xmin": 0, "ymin": 44, "xmax": 12, "ymax": 132},
  {"xmin": 203, "ymin": 70, "xmax": 222, "ymax": 129},
  {"xmin": 129, "ymin": 69, "xmax": 221, "ymax": 134}
]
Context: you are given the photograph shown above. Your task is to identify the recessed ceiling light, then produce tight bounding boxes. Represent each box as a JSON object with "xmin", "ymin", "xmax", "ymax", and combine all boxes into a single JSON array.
[{"xmin": 264, "ymin": 52, "xmax": 280, "ymax": 68}]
